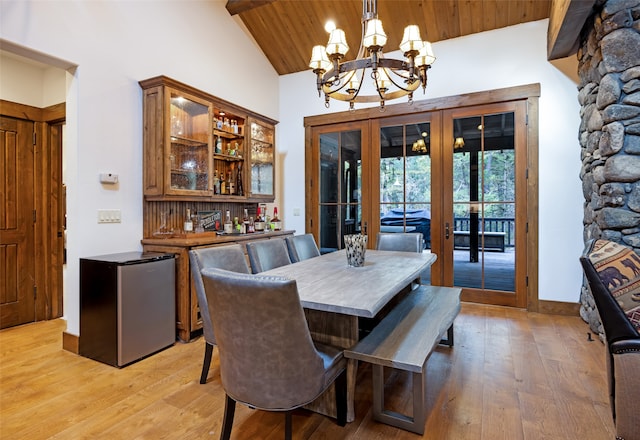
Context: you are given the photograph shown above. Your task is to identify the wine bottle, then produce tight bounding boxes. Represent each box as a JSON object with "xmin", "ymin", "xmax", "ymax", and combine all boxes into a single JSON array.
[
  {"xmin": 236, "ymin": 162, "xmax": 244, "ymax": 196},
  {"xmin": 272, "ymin": 207, "xmax": 282, "ymax": 231}
]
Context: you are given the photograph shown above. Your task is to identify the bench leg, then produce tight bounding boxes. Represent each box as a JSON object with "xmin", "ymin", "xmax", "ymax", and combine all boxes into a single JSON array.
[
  {"xmin": 371, "ymin": 364, "xmax": 427, "ymax": 435},
  {"xmin": 439, "ymin": 323, "xmax": 455, "ymax": 347}
]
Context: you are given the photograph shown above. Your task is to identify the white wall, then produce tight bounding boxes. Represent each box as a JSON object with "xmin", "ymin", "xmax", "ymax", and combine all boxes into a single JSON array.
[
  {"xmin": 0, "ymin": 54, "xmax": 66, "ymax": 107},
  {"xmin": 0, "ymin": 0, "xmax": 280, "ymax": 335},
  {"xmin": 278, "ymin": 20, "xmax": 584, "ymax": 303}
]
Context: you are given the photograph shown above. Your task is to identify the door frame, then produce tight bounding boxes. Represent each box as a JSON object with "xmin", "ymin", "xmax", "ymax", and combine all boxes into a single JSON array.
[
  {"xmin": 1, "ymin": 99, "xmax": 66, "ymax": 323},
  {"xmin": 304, "ymin": 84, "xmax": 540, "ymax": 311}
]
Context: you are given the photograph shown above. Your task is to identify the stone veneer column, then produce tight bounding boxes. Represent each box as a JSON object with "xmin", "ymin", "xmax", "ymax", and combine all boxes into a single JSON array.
[{"xmin": 578, "ymin": 0, "xmax": 640, "ymax": 334}]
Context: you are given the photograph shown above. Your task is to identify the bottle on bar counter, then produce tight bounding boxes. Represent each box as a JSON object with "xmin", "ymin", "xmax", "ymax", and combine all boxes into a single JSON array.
[
  {"xmin": 224, "ymin": 210, "xmax": 233, "ymax": 234},
  {"xmin": 254, "ymin": 206, "xmax": 265, "ymax": 232},
  {"xmin": 184, "ymin": 208, "xmax": 193, "ymax": 233},
  {"xmin": 242, "ymin": 209, "xmax": 250, "ymax": 234},
  {"xmin": 271, "ymin": 207, "xmax": 282, "ymax": 231}
]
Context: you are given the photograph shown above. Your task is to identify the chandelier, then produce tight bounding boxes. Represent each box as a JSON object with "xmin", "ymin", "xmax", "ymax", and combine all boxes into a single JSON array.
[{"xmin": 309, "ymin": 0, "xmax": 435, "ymax": 110}]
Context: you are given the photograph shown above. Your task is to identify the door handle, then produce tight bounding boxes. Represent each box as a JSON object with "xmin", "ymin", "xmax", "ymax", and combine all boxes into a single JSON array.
[{"xmin": 445, "ymin": 222, "xmax": 450, "ymax": 240}]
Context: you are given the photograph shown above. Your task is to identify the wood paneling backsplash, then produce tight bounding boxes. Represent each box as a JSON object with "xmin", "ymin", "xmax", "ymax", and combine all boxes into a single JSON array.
[{"xmin": 143, "ymin": 201, "xmax": 259, "ymax": 238}]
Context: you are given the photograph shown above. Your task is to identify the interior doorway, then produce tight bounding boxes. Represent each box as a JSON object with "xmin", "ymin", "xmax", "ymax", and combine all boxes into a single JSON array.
[{"xmin": 0, "ymin": 48, "xmax": 68, "ymax": 328}]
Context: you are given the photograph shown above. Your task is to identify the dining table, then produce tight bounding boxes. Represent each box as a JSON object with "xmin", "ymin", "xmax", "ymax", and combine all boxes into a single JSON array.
[{"xmin": 262, "ymin": 248, "xmax": 437, "ymax": 422}]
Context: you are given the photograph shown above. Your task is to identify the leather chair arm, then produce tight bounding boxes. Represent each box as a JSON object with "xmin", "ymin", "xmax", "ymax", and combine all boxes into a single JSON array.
[{"xmin": 611, "ymin": 338, "xmax": 640, "ymax": 354}]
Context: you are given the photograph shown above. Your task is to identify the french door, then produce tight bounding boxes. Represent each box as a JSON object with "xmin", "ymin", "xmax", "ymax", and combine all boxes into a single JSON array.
[
  {"xmin": 441, "ymin": 102, "xmax": 528, "ymax": 307},
  {"xmin": 306, "ymin": 86, "xmax": 536, "ymax": 308},
  {"xmin": 306, "ymin": 121, "xmax": 371, "ymax": 253}
]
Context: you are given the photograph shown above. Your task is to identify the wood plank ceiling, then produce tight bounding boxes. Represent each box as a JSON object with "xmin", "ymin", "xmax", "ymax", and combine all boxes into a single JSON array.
[{"xmin": 228, "ymin": 0, "xmax": 552, "ymax": 76}]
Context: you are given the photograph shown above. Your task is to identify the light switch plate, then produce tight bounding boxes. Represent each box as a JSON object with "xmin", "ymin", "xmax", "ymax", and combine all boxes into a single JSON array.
[{"xmin": 98, "ymin": 209, "xmax": 121, "ymax": 223}]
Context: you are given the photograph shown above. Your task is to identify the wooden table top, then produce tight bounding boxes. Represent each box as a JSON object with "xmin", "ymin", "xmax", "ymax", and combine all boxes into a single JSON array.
[{"xmin": 262, "ymin": 250, "xmax": 437, "ymax": 318}]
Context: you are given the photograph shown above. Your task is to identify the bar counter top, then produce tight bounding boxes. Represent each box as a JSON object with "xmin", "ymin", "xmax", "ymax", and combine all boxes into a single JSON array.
[{"xmin": 141, "ymin": 229, "xmax": 295, "ymax": 248}]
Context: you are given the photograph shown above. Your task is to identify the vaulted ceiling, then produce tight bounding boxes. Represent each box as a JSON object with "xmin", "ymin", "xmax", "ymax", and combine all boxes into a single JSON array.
[{"xmin": 227, "ymin": 0, "xmax": 552, "ymax": 76}]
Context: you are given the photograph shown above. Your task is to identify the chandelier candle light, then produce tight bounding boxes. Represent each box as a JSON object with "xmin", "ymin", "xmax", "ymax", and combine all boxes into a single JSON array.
[{"xmin": 309, "ymin": 0, "xmax": 435, "ymax": 110}]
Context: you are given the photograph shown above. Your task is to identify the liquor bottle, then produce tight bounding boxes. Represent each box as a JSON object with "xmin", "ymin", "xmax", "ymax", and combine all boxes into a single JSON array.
[
  {"xmin": 254, "ymin": 206, "xmax": 265, "ymax": 232},
  {"xmin": 271, "ymin": 207, "xmax": 282, "ymax": 231},
  {"xmin": 215, "ymin": 136, "xmax": 222, "ymax": 154},
  {"xmin": 224, "ymin": 210, "xmax": 233, "ymax": 234},
  {"xmin": 184, "ymin": 208, "xmax": 193, "ymax": 233},
  {"xmin": 248, "ymin": 216, "xmax": 255, "ymax": 233},
  {"xmin": 228, "ymin": 170, "xmax": 235, "ymax": 195},
  {"xmin": 233, "ymin": 216, "xmax": 241, "ymax": 233},
  {"xmin": 220, "ymin": 172, "xmax": 227, "ymax": 195},
  {"xmin": 212, "ymin": 170, "xmax": 219, "ymax": 195},
  {"xmin": 242, "ymin": 209, "xmax": 250, "ymax": 234}
]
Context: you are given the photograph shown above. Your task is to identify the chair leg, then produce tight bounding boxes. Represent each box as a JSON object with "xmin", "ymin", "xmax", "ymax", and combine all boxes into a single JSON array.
[
  {"xmin": 284, "ymin": 411, "xmax": 292, "ymax": 440},
  {"xmin": 200, "ymin": 343, "xmax": 214, "ymax": 384},
  {"xmin": 220, "ymin": 394, "xmax": 236, "ymax": 440},
  {"xmin": 334, "ymin": 369, "xmax": 347, "ymax": 426}
]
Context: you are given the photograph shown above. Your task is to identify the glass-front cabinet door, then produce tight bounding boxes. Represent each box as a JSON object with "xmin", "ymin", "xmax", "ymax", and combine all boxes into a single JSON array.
[
  {"xmin": 249, "ymin": 118, "xmax": 275, "ymax": 199},
  {"xmin": 167, "ymin": 89, "xmax": 212, "ymax": 195}
]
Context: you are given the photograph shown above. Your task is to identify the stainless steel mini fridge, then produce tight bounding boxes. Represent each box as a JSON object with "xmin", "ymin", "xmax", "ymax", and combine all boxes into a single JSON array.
[{"xmin": 79, "ymin": 251, "xmax": 175, "ymax": 367}]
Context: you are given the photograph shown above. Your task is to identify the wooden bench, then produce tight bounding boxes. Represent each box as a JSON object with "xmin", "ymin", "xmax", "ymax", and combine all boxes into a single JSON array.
[
  {"xmin": 344, "ymin": 285, "xmax": 462, "ymax": 435},
  {"xmin": 453, "ymin": 230, "xmax": 506, "ymax": 252}
]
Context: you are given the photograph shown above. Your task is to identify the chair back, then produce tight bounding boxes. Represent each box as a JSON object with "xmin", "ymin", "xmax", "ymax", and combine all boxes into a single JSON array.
[
  {"xmin": 245, "ymin": 238, "xmax": 292, "ymax": 273},
  {"xmin": 375, "ymin": 232, "xmax": 424, "ymax": 253},
  {"xmin": 580, "ymin": 239, "xmax": 640, "ymax": 439},
  {"xmin": 189, "ymin": 244, "xmax": 250, "ymax": 344},
  {"xmin": 200, "ymin": 268, "xmax": 332, "ymax": 410},
  {"xmin": 286, "ymin": 234, "xmax": 321, "ymax": 263}
]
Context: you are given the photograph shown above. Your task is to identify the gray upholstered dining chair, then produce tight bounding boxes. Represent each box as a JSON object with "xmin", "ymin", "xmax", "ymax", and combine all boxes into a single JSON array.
[
  {"xmin": 245, "ymin": 238, "xmax": 292, "ymax": 273},
  {"xmin": 200, "ymin": 268, "xmax": 347, "ymax": 440},
  {"xmin": 285, "ymin": 233, "xmax": 321, "ymax": 263},
  {"xmin": 189, "ymin": 244, "xmax": 250, "ymax": 384},
  {"xmin": 376, "ymin": 232, "xmax": 426, "ymax": 285},
  {"xmin": 375, "ymin": 232, "xmax": 424, "ymax": 253}
]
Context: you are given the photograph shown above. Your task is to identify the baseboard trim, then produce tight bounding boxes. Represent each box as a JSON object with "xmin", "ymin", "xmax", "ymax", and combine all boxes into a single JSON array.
[
  {"xmin": 538, "ymin": 300, "xmax": 580, "ymax": 316},
  {"xmin": 62, "ymin": 331, "xmax": 79, "ymax": 354}
]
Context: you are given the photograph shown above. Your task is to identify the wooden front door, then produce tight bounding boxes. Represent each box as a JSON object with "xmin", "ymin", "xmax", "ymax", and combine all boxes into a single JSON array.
[{"xmin": 1, "ymin": 116, "xmax": 36, "ymax": 329}]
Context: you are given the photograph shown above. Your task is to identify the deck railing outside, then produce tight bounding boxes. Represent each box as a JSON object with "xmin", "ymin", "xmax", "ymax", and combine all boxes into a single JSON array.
[{"xmin": 454, "ymin": 217, "xmax": 515, "ymax": 247}]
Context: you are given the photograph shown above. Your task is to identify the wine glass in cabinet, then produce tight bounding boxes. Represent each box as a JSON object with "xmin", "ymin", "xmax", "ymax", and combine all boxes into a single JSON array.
[
  {"xmin": 249, "ymin": 118, "xmax": 275, "ymax": 200},
  {"xmin": 167, "ymin": 90, "xmax": 212, "ymax": 196}
]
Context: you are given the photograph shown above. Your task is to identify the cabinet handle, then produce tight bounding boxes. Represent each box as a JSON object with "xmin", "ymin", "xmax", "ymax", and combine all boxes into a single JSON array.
[{"xmin": 445, "ymin": 222, "xmax": 450, "ymax": 240}]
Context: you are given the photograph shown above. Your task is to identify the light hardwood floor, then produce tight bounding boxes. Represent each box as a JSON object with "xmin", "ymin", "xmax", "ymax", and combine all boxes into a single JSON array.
[{"xmin": 0, "ymin": 303, "xmax": 615, "ymax": 440}]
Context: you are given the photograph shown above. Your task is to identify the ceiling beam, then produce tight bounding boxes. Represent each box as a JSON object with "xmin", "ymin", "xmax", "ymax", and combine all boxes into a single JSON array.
[
  {"xmin": 225, "ymin": 0, "xmax": 275, "ymax": 16},
  {"xmin": 547, "ymin": 0, "xmax": 597, "ymax": 60}
]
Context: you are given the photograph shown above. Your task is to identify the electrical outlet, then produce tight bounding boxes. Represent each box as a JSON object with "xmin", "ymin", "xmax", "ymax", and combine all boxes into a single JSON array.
[{"xmin": 98, "ymin": 209, "xmax": 121, "ymax": 223}]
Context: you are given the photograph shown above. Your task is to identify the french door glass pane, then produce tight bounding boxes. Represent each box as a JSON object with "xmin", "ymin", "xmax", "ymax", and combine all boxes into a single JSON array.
[
  {"xmin": 452, "ymin": 112, "xmax": 515, "ymax": 292},
  {"xmin": 319, "ymin": 130, "xmax": 361, "ymax": 253},
  {"xmin": 379, "ymin": 122, "xmax": 431, "ymax": 281}
]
